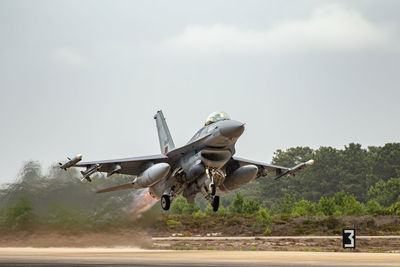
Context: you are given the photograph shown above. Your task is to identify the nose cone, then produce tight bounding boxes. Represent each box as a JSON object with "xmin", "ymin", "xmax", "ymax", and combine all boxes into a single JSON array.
[{"xmin": 220, "ymin": 120, "xmax": 245, "ymax": 138}]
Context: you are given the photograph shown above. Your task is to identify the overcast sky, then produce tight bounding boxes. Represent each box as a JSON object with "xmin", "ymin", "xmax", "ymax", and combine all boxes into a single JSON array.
[{"xmin": 0, "ymin": 0, "xmax": 399, "ymax": 184}]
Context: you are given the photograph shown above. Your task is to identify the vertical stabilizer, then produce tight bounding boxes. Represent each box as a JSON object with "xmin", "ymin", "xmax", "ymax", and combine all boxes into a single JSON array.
[{"xmin": 154, "ymin": 110, "xmax": 175, "ymax": 154}]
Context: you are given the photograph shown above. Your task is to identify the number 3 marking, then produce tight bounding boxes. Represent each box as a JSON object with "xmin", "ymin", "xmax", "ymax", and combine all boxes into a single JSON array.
[{"xmin": 344, "ymin": 229, "xmax": 355, "ymax": 248}]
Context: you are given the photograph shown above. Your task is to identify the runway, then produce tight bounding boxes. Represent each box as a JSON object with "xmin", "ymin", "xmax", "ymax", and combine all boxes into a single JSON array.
[{"xmin": 0, "ymin": 248, "xmax": 399, "ymax": 266}]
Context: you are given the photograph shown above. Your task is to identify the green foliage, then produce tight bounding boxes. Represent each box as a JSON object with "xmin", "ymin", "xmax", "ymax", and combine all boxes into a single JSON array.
[
  {"xmin": 166, "ymin": 219, "xmax": 183, "ymax": 230},
  {"xmin": 170, "ymin": 196, "xmax": 200, "ymax": 215},
  {"xmin": 340, "ymin": 195, "xmax": 365, "ymax": 215},
  {"xmin": 46, "ymin": 205, "xmax": 80, "ymax": 229},
  {"xmin": 243, "ymin": 199, "xmax": 260, "ymax": 214},
  {"xmin": 182, "ymin": 202, "xmax": 200, "ymax": 215},
  {"xmin": 2, "ymin": 142, "xmax": 400, "ymax": 233},
  {"xmin": 256, "ymin": 208, "xmax": 271, "ymax": 226},
  {"xmin": 277, "ymin": 194, "xmax": 296, "ymax": 214},
  {"xmin": 368, "ymin": 178, "xmax": 400, "ymax": 207},
  {"xmin": 5, "ymin": 196, "xmax": 35, "ymax": 230},
  {"xmin": 292, "ymin": 199, "xmax": 316, "ymax": 216},
  {"xmin": 170, "ymin": 197, "xmax": 187, "ymax": 214},
  {"xmin": 318, "ymin": 197, "xmax": 335, "ymax": 215},
  {"xmin": 387, "ymin": 202, "xmax": 400, "ymax": 215},
  {"xmin": 263, "ymin": 226, "xmax": 272, "ymax": 235},
  {"xmin": 205, "ymin": 204, "xmax": 214, "ymax": 215},
  {"xmin": 205, "ymin": 204, "xmax": 227, "ymax": 215},
  {"xmin": 193, "ymin": 210, "xmax": 205, "ymax": 217},
  {"xmin": 229, "ymin": 192, "xmax": 244, "ymax": 213},
  {"xmin": 250, "ymin": 143, "xmax": 400, "ymax": 206}
]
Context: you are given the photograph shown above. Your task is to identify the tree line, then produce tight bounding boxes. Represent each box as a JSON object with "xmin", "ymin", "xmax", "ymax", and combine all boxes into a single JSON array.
[{"xmin": 0, "ymin": 143, "xmax": 399, "ymax": 231}]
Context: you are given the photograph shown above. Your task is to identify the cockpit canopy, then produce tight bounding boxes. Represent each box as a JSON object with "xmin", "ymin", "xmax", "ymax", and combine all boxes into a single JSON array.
[{"xmin": 205, "ymin": 111, "xmax": 231, "ymax": 126}]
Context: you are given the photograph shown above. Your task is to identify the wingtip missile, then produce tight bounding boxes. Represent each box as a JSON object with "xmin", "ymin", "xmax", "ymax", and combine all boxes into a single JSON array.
[
  {"xmin": 306, "ymin": 159, "xmax": 314, "ymax": 166},
  {"xmin": 59, "ymin": 154, "xmax": 83, "ymax": 170}
]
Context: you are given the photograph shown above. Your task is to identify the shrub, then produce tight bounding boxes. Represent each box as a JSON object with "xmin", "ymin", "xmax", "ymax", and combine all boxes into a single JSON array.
[
  {"xmin": 166, "ymin": 219, "xmax": 183, "ymax": 230},
  {"xmin": 5, "ymin": 196, "xmax": 35, "ymax": 230},
  {"xmin": 183, "ymin": 231, "xmax": 192, "ymax": 237},
  {"xmin": 292, "ymin": 199, "xmax": 316, "ymax": 216},
  {"xmin": 243, "ymin": 200, "xmax": 260, "ymax": 214},
  {"xmin": 205, "ymin": 203, "xmax": 227, "ymax": 215},
  {"xmin": 182, "ymin": 202, "xmax": 200, "ymax": 215},
  {"xmin": 170, "ymin": 197, "xmax": 187, "ymax": 214},
  {"xmin": 318, "ymin": 197, "xmax": 335, "ymax": 215},
  {"xmin": 229, "ymin": 192, "xmax": 244, "ymax": 213},
  {"xmin": 193, "ymin": 210, "xmax": 205, "ymax": 217},
  {"xmin": 387, "ymin": 202, "xmax": 400, "ymax": 215},
  {"xmin": 256, "ymin": 208, "xmax": 271, "ymax": 226},
  {"xmin": 366, "ymin": 200, "xmax": 383, "ymax": 215},
  {"xmin": 46, "ymin": 205, "xmax": 80, "ymax": 229},
  {"xmin": 263, "ymin": 227, "xmax": 272, "ymax": 235},
  {"xmin": 277, "ymin": 194, "xmax": 296, "ymax": 214},
  {"xmin": 368, "ymin": 178, "xmax": 400, "ymax": 207},
  {"xmin": 341, "ymin": 195, "xmax": 365, "ymax": 215}
]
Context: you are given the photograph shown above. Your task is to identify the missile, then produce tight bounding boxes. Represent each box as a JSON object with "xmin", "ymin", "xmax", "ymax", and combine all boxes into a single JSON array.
[
  {"xmin": 273, "ymin": 159, "xmax": 315, "ymax": 180},
  {"xmin": 59, "ymin": 154, "xmax": 83, "ymax": 170},
  {"xmin": 107, "ymin": 164, "xmax": 122, "ymax": 177},
  {"xmin": 80, "ymin": 164, "xmax": 100, "ymax": 182}
]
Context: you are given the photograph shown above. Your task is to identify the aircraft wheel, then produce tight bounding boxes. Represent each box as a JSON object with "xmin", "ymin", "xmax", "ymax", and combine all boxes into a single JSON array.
[
  {"xmin": 212, "ymin": 195, "xmax": 220, "ymax": 212},
  {"xmin": 161, "ymin": 194, "xmax": 171, "ymax": 210},
  {"xmin": 210, "ymin": 184, "xmax": 216, "ymax": 196}
]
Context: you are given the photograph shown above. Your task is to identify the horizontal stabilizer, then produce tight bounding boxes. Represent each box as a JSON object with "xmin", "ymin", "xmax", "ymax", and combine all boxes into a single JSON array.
[{"xmin": 96, "ymin": 183, "xmax": 134, "ymax": 194}]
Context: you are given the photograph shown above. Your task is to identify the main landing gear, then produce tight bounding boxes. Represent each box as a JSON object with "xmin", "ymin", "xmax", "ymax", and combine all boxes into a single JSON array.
[
  {"xmin": 161, "ymin": 182, "xmax": 186, "ymax": 211},
  {"xmin": 201, "ymin": 185, "xmax": 220, "ymax": 212},
  {"xmin": 161, "ymin": 194, "xmax": 170, "ymax": 210},
  {"xmin": 212, "ymin": 195, "xmax": 220, "ymax": 212}
]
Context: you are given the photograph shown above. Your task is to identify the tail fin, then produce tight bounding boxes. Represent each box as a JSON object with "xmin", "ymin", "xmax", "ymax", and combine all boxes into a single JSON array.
[{"xmin": 154, "ymin": 110, "xmax": 175, "ymax": 154}]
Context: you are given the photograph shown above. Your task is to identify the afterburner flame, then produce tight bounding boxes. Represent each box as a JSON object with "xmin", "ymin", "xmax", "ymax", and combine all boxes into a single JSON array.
[{"xmin": 130, "ymin": 188, "xmax": 158, "ymax": 219}]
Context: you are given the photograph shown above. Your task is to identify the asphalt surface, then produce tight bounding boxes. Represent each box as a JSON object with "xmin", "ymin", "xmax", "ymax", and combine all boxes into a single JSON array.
[{"xmin": 0, "ymin": 248, "xmax": 399, "ymax": 267}]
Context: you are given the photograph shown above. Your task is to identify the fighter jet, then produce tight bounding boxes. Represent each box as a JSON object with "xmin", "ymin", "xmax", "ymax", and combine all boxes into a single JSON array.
[{"xmin": 59, "ymin": 111, "xmax": 314, "ymax": 211}]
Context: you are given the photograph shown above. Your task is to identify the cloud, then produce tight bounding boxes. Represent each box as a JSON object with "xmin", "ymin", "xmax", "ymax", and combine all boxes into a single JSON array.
[
  {"xmin": 50, "ymin": 47, "xmax": 88, "ymax": 67},
  {"xmin": 163, "ymin": 4, "xmax": 395, "ymax": 54}
]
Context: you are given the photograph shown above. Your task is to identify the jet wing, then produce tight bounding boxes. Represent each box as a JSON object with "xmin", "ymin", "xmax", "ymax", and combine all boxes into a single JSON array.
[
  {"xmin": 231, "ymin": 156, "xmax": 314, "ymax": 180},
  {"xmin": 75, "ymin": 154, "xmax": 169, "ymax": 177}
]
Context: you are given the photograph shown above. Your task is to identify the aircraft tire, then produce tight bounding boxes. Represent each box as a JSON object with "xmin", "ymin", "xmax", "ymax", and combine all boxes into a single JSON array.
[
  {"xmin": 212, "ymin": 195, "xmax": 220, "ymax": 212},
  {"xmin": 161, "ymin": 194, "xmax": 170, "ymax": 210}
]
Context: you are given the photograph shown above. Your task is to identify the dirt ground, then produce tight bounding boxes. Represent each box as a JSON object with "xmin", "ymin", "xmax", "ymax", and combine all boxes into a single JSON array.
[
  {"xmin": 0, "ymin": 230, "xmax": 152, "ymax": 249},
  {"xmin": 0, "ymin": 230, "xmax": 399, "ymax": 253},
  {"xmin": 0, "ymin": 215, "xmax": 399, "ymax": 253},
  {"xmin": 152, "ymin": 237, "xmax": 400, "ymax": 253}
]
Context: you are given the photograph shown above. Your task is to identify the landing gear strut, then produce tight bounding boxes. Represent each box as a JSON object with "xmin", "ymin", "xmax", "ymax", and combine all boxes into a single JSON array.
[
  {"xmin": 210, "ymin": 184, "xmax": 216, "ymax": 196},
  {"xmin": 206, "ymin": 168, "xmax": 216, "ymax": 196},
  {"xmin": 161, "ymin": 194, "xmax": 170, "ymax": 210},
  {"xmin": 201, "ymin": 185, "xmax": 219, "ymax": 212}
]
